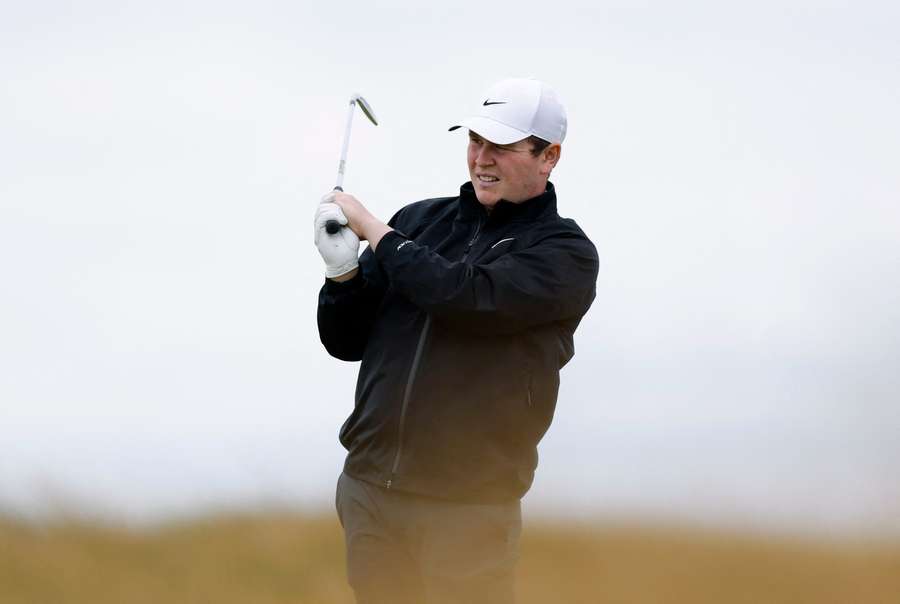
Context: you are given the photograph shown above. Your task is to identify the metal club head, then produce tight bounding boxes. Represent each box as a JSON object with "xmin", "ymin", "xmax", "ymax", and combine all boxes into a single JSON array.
[{"xmin": 351, "ymin": 93, "xmax": 378, "ymax": 126}]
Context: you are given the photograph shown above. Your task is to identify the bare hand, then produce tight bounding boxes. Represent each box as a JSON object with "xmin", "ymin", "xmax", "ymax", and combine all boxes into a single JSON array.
[
  {"xmin": 331, "ymin": 192, "xmax": 393, "ymax": 249},
  {"xmin": 331, "ymin": 192, "xmax": 375, "ymax": 239}
]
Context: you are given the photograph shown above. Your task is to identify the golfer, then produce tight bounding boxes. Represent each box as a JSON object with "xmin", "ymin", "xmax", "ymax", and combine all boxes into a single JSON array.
[{"xmin": 314, "ymin": 78, "xmax": 598, "ymax": 604}]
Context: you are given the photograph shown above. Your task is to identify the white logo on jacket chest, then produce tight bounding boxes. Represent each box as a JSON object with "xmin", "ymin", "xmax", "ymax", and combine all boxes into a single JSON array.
[
  {"xmin": 490, "ymin": 237, "xmax": 516, "ymax": 249},
  {"xmin": 396, "ymin": 240, "xmax": 413, "ymax": 251}
]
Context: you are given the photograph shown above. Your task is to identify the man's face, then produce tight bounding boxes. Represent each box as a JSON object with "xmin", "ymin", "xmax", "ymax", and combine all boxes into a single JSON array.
[{"xmin": 467, "ymin": 131, "xmax": 560, "ymax": 208}]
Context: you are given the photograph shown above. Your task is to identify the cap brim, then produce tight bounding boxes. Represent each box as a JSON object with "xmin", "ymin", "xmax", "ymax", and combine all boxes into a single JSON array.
[{"xmin": 447, "ymin": 117, "xmax": 530, "ymax": 145}]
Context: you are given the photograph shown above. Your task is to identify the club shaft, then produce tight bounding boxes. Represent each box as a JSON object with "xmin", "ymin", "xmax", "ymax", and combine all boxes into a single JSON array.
[{"xmin": 335, "ymin": 99, "xmax": 357, "ymax": 190}]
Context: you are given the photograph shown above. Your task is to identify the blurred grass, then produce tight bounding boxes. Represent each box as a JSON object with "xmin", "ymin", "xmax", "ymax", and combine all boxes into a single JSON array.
[{"xmin": 1, "ymin": 513, "xmax": 898, "ymax": 603}]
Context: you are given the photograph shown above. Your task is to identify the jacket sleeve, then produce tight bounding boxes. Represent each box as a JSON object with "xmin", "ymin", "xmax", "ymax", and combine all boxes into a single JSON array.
[
  {"xmin": 317, "ymin": 246, "xmax": 387, "ymax": 361},
  {"xmin": 373, "ymin": 229, "xmax": 599, "ymax": 335}
]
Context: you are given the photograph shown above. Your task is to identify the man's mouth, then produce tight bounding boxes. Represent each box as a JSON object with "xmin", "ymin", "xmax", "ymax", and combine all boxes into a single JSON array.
[{"xmin": 477, "ymin": 175, "xmax": 499, "ymax": 184}]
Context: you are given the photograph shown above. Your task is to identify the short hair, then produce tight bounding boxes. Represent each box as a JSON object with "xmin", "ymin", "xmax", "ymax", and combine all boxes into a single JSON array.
[{"xmin": 527, "ymin": 135, "xmax": 552, "ymax": 157}]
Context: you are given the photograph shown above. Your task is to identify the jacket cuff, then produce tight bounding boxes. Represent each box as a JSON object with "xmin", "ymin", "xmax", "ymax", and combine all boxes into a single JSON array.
[
  {"xmin": 322, "ymin": 270, "xmax": 365, "ymax": 294},
  {"xmin": 374, "ymin": 231, "xmax": 411, "ymax": 266}
]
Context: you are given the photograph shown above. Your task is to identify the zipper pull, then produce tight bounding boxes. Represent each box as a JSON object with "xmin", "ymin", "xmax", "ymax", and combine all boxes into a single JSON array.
[{"xmin": 462, "ymin": 220, "xmax": 484, "ymax": 259}]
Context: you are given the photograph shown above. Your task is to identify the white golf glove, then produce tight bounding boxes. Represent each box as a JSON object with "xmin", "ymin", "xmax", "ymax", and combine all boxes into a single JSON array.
[{"xmin": 314, "ymin": 193, "xmax": 360, "ymax": 278}]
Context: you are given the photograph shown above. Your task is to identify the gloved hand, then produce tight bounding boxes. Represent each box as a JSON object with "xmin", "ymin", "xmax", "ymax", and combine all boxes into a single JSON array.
[{"xmin": 314, "ymin": 193, "xmax": 360, "ymax": 278}]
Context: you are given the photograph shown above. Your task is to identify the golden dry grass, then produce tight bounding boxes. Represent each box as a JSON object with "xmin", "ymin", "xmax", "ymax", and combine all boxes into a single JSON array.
[
  {"xmin": 1, "ymin": 513, "xmax": 898, "ymax": 603},
  {"xmin": 518, "ymin": 520, "xmax": 900, "ymax": 603}
]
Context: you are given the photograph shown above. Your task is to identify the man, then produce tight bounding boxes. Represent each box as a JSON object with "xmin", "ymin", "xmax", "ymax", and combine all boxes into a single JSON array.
[{"xmin": 314, "ymin": 78, "xmax": 598, "ymax": 604}]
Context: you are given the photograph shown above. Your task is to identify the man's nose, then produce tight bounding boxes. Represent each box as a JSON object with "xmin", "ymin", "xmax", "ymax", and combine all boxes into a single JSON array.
[{"xmin": 476, "ymin": 145, "xmax": 495, "ymax": 165}]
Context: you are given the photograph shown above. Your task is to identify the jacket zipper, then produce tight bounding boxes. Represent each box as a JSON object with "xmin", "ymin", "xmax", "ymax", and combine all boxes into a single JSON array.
[{"xmin": 386, "ymin": 217, "xmax": 484, "ymax": 489}]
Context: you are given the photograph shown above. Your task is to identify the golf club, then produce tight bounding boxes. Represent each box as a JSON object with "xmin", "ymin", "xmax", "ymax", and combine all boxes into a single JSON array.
[{"xmin": 326, "ymin": 93, "xmax": 378, "ymax": 234}]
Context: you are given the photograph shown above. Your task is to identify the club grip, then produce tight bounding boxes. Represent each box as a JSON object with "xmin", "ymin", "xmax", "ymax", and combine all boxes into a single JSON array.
[{"xmin": 326, "ymin": 185, "xmax": 343, "ymax": 234}]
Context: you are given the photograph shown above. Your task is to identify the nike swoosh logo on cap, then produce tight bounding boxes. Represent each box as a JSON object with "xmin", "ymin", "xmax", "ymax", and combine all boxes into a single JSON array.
[{"xmin": 482, "ymin": 99, "xmax": 507, "ymax": 106}]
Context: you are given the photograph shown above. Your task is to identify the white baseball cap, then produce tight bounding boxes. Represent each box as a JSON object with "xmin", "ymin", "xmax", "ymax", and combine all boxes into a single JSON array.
[{"xmin": 449, "ymin": 78, "xmax": 567, "ymax": 145}]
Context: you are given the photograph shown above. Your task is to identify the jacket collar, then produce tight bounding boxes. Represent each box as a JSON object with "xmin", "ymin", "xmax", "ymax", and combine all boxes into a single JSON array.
[{"xmin": 458, "ymin": 181, "xmax": 558, "ymax": 224}]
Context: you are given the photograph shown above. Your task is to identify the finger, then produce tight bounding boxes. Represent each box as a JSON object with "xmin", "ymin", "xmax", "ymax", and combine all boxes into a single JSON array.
[
  {"xmin": 315, "ymin": 203, "xmax": 345, "ymax": 228},
  {"xmin": 323, "ymin": 202, "xmax": 350, "ymax": 226}
]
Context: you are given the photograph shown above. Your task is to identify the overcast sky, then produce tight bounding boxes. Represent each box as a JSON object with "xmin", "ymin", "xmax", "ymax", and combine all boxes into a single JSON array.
[{"xmin": 1, "ymin": 1, "xmax": 898, "ymax": 536}]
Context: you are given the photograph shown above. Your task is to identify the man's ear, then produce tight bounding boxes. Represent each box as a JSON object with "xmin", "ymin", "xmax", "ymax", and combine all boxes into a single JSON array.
[{"xmin": 541, "ymin": 144, "xmax": 562, "ymax": 175}]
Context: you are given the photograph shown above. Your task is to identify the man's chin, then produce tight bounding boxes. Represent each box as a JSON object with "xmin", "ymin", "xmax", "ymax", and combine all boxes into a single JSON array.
[{"xmin": 474, "ymin": 189, "xmax": 501, "ymax": 208}]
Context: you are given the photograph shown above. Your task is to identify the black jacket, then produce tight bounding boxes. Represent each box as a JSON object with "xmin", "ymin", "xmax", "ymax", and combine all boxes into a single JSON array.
[{"xmin": 318, "ymin": 181, "xmax": 599, "ymax": 503}]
